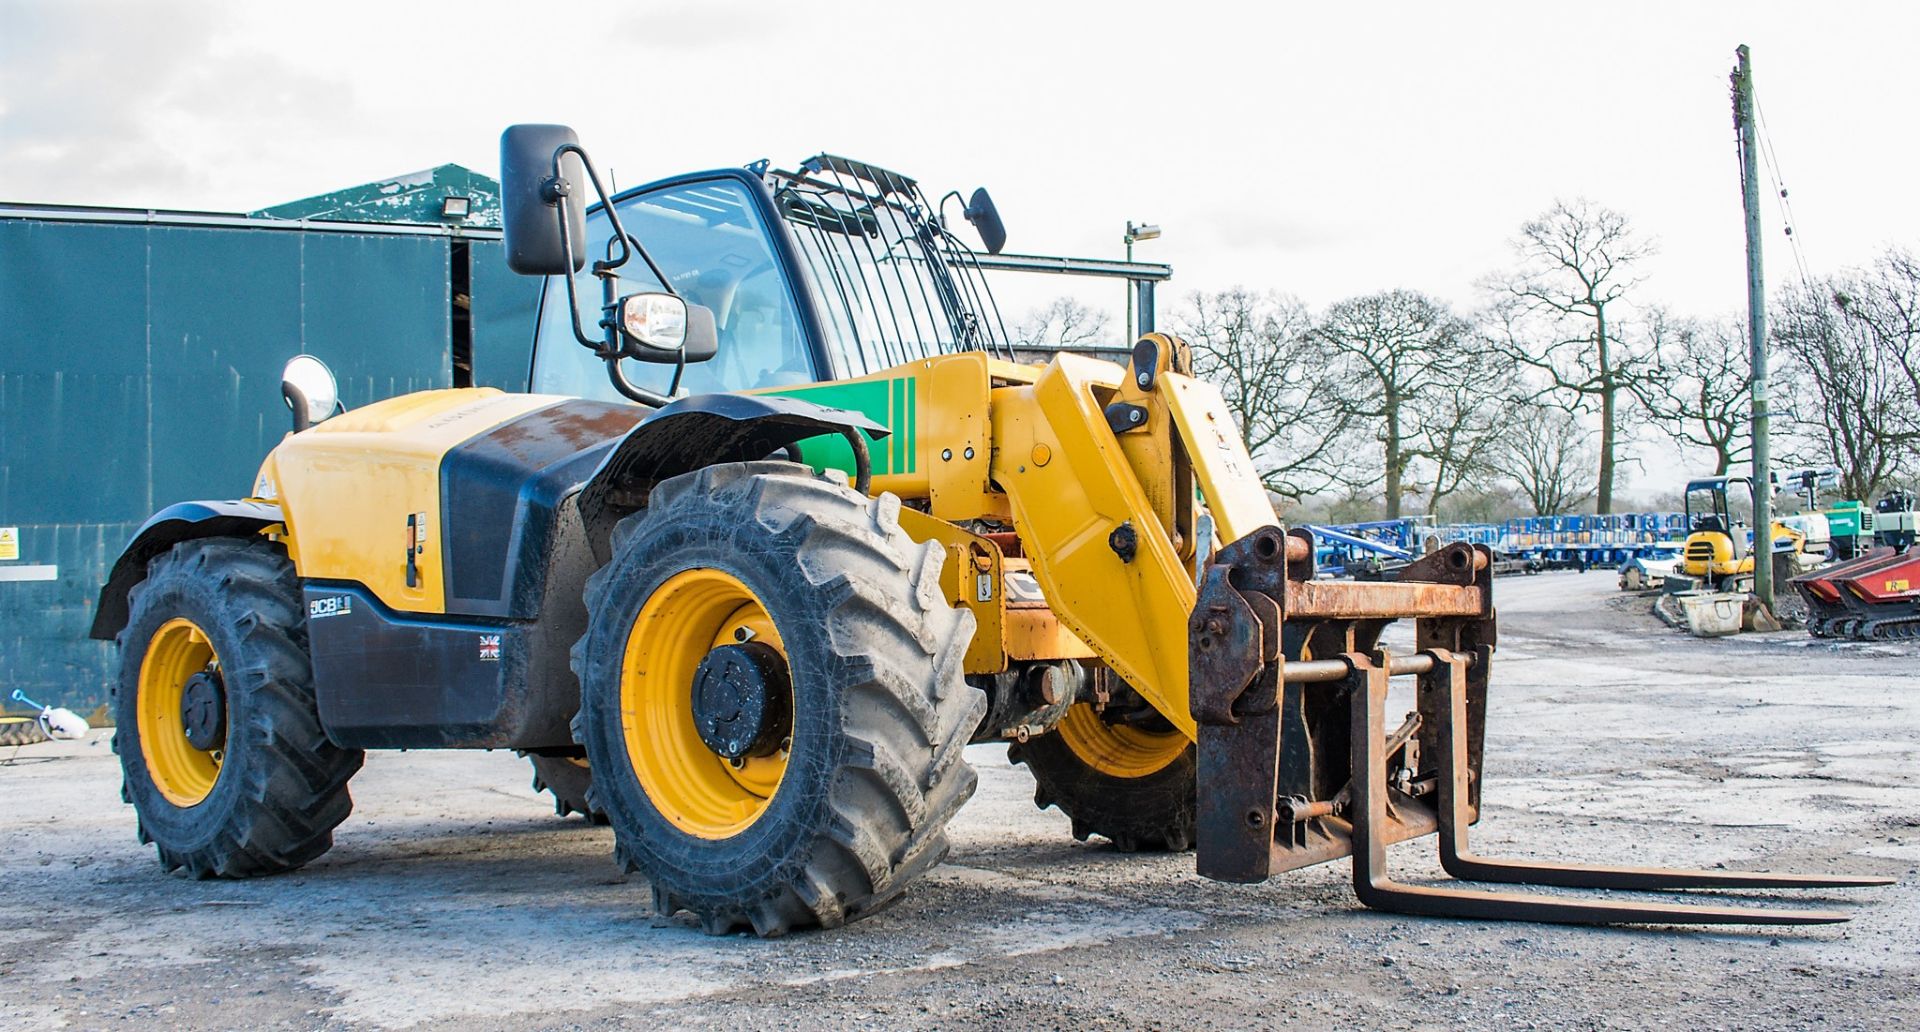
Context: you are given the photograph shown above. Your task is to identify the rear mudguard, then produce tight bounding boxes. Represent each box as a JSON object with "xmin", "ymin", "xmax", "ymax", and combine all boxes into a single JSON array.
[{"xmin": 91, "ymin": 500, "xmax": 284, "ymax": 640}]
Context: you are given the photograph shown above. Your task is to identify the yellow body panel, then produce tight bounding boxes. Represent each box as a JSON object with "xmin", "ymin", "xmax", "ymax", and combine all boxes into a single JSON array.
[
  {"xmin": 1681, "ymin": 531, "xmax": 1741, "ymax": 577},
  {"xmin": 1110, "ymin": 335, "xmax": 1193, "ymax": 562},
  {"xmin": 1159, "ymin": 374, "xmax": 1274, "ymax": 545},
  {"xmin": 916, "ymin": 352, "xmax": 1001, "ymax": 521},
  {"xmin": 989, "ymin": 355, "xmax": 1200, "ymax": 739},
  {"xmin": 897, "ymin": 507, "xmax": 1005, "ymax": 673},
  {"xmin": 260, "ymin": 388, "xmax": 560, "ymax": 613},
  {"xmin": 1002, "ymin": 606, "xmax": 1097, "ymax": 662}
]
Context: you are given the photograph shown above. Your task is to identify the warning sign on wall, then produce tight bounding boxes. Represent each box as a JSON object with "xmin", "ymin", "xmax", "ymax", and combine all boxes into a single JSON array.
[{"xmin": 0, "ymin": 528, "xmax": 16, "ymax": 562}]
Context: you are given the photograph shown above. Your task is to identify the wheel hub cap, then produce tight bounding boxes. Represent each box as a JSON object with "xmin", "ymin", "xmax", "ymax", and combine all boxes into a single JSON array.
[
  {"xmin": 691, "ymin": 642, "xmax": 791, "ymax": 761},
  {"xmin": 180, "ymin": 670, "xmax": 226, "ymax": 752}
]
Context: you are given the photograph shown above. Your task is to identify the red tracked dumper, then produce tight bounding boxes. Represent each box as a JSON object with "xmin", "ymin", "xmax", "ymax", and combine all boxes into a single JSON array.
[{"xmin": 1795, "ymin": 546, "xmax": 1920, "ymax": 640}]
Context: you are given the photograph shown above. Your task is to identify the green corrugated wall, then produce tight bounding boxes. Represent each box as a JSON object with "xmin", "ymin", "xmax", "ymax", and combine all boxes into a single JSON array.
[{"xmin": 0, "ymin": 214, "xmax": 537, "ymax": 716}]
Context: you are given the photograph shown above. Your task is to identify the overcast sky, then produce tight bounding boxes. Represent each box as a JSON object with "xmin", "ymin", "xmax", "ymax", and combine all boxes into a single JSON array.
[{"xmin": 4, "ymin": 0, "xmax": 1914, "ymax": 496}]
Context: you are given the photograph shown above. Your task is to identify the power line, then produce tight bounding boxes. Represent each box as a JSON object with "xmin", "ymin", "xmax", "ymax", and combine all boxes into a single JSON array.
[{"xmin": 1753, "ymin": 96, "xmax": 1814, "ymax": 287}]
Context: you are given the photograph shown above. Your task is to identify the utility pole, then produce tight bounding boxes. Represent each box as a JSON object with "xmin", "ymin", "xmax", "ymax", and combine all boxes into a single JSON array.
[{"xmin": 1732, "ymin": 44, "xmax": 1774, "ymax": 612}]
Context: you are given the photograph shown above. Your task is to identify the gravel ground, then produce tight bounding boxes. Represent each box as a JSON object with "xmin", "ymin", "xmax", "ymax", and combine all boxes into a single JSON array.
[{"xmin": 2, "ymin": 571, "xmax": 1916, "ymax": 1031}]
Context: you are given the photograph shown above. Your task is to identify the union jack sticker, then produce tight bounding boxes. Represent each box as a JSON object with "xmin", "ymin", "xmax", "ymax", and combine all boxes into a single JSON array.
[{"xmin": 478, "ymin": 634, "xmax": 501, "ymax": 662}]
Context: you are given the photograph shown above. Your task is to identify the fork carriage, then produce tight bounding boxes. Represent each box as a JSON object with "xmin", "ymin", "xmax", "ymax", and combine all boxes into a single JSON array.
[{"xmin": 1191, "ymin": 528, "xmax": 1885, "ymax": 925}]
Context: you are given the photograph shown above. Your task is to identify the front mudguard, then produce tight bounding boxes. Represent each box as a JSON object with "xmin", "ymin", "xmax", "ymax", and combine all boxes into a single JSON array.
[{"xmin": 574, "ymin": 392, "xmax": 888, "ymax": 561}]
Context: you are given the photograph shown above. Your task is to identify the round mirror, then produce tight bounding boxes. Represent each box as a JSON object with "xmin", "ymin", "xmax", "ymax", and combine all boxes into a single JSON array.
[{"xmin": 281, "ymin": 354, "xmax": 339, "ymax": 432}]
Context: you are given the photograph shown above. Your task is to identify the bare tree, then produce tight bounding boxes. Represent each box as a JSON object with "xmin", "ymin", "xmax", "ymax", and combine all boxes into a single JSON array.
[
  {"xmin": 1490, "ymin": 402, "xmax": 1596, "ymax": 516},
  {"xmin": 1011, "ymin": 296, "xmax": 1112, "ymax": 352},
  {"xmin": 1312, "ymin": 290, "xmax": 1476, "ymax": 518},
  {"xmin": 1774, "ymin": 268, "xmax": 1920, "ymax": 500},
  {"xmin": 1407, "ymin": 356, "xmax": 1513, "ymax": 519},
  {"xmin": 1637, "ymin": 311, "xmax": 1753, "ymax": 475},
  {"xmin": 1176, "ymin": 288, "xmax": 1360, "ymax": 499},
  {"xmin": 1483, "ymin": 198, "xmax": 1658, "ymax": 513},
  {"xmin": 1832, "ymin": 248, "xmax": 1920, "ymax": 436}
]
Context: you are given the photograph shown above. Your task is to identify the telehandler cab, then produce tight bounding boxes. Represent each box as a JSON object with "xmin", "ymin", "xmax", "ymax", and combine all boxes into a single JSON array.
[{"xmin": 93, "ymin": 125, "xmax": 1885, "ymax": 935}]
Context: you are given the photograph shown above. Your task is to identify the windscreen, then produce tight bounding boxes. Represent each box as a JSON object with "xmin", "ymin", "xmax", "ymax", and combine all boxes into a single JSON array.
[
  {"xmin": 1687, "ymin": 484, "xmax": 1751, "ymax": 530},
  {"xmin": 769, "ymin": 155, "xmax": 1011, "ymax": 378},
  {"xmin": 531, "ymin": 178, "xmax": 814, "ymax": 402}
]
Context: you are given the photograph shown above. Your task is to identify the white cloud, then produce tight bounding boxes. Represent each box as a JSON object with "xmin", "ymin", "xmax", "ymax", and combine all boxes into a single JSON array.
[{"xmin": 3, "ymin": 0, "xmax": 1913, "ymax": 493}]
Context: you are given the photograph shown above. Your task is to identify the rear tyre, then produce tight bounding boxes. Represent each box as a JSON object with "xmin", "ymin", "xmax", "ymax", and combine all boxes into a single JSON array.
[
  {"xmin": 1010, "ymin": 702, "xmax": 1196, "ymax": 852},
  {"xmin": 528, "ymin": 753, "xmax": 608, "ymax": 824},
  {"xmin": 113, "ymin": 538, "xmax": 362, "ymax": 878},
  {"xmin": 571, "ymin": 462, "xmax": 983, "ymax": 936},
  {"xmin": 0, "ymin": 716, "xmax": 48, "ymax": 747}
]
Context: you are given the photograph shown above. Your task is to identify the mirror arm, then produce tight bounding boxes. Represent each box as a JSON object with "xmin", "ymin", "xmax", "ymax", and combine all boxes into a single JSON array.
[
  {"xmin": 282, "ymin": 382, "xmax": 313, "ymax": 433},
  {"xmin": 934, "ymin": 190, "xmax": 964, "ymax": 231},
  {"xmin": 665, "ymin": 346, "xmax": 688, "ymax": 398},
  {"xmin": 550, "ymin": 144, "xmax": 634, "ymax": 273},
  {"xmin": 553, "ymin": 198, "xmax": 609, "ymax": 353},
  {"xmin": 551, "ymin": 142, "xmax": 675, "ymax": 304},
  {"xmin": 543, "ymin": 141, "xmax": 686, "ymax": 406},
  {"xmin": 602, "ymin": 356, "xmax": 673, "ymax": 407}
]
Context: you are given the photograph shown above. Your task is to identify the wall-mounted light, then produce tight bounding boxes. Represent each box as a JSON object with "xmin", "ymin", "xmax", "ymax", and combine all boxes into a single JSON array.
[{"xmin": 441, "ymin": 195, "xmax": 472, "ymax": 220}]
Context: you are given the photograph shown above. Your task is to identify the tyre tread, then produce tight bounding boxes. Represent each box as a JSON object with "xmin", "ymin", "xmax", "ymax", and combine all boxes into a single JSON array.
[
  {"xmin": 115, "ymin": 538, "xmax": 361, "ymax": 879},
  {"xmin": 572, "ymin": 462, "xmax": 983, "ymax": 936}
]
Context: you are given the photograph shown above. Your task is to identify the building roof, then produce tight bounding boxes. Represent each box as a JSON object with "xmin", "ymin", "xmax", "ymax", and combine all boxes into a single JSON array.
[{"xmin": 250, "ymin": 163, "xmax": 501, "ymax": 228}]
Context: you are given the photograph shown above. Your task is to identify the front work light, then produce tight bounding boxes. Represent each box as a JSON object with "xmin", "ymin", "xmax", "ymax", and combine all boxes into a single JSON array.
[{"xmin": 619, "ymin": 292, "xmax": 689, "ymax": 352}]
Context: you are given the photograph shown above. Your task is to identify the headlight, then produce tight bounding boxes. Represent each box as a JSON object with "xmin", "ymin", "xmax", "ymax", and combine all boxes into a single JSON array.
[{"xmin": 619, "ymin": 292, "xmax": 689, "ymax": 352}]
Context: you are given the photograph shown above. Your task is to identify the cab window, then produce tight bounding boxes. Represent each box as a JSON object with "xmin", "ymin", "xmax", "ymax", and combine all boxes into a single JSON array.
[{"xmin": 531, "ymin": 178, "xmax": 817, "ymax": 402}]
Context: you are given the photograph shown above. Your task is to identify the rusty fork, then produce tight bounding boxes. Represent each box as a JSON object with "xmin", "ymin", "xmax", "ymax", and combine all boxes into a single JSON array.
[
  {"xmin": 1189, "ymin": 527, "xmax": 1889, "ymax": 928},
  {"xmin": 1346, "ymin": 648, "xmax": 1889, "ymax": 926}
]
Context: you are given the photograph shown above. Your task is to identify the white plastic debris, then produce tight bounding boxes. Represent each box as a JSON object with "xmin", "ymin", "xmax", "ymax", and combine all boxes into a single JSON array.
[
  {"xmin": 39, "ymin": 707, "xmax": 89, "ymax": 740},
  {"xmin": 11, "ymin": 689, "xmax": 90, "ymax": 741}
]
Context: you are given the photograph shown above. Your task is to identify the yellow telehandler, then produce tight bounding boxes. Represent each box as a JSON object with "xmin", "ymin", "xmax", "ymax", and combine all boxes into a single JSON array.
[{"xmin": 92, "ymin": 126, "xmax": 1883, "ymax": 935}]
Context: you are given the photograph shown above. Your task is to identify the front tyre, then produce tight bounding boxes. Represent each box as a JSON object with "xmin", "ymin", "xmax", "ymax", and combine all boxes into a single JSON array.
[
  {"xmin": 113, "ymin": 538, "xmax": 362, "ymax": 878},
  {"xmin": 1011, "ymin": 702, "xmax": 1196, "ymax": 852},
  {"xmin": 571, "ymin": 462, "xmax": 983, "ymax": 936}
]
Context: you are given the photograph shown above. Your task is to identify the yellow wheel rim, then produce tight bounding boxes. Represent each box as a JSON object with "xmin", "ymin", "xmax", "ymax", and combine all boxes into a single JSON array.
[
  {"xmin": 136, "ymin": 617, "xmax": 224, "ymax": 807},
  {"xmin": 1055, "ymin": 703, "xmax": 1188, "ymax": 779},
  {"xmin": 621, "ymin": 569, "xmax": 790, "ymax": 839}
]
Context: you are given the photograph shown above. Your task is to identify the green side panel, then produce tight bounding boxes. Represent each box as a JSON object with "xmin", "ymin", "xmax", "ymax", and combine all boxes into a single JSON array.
[
  {"xmin": 1825, "ymin": 506, "xmax": 1864, "ymax": 538},
  {"xmin": 761, "ymin": 376, "xmax": 918, "ymax": 478}
]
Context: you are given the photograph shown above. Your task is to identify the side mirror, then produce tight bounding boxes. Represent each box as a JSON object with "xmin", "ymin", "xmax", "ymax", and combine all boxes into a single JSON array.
[
  {"xmin": 617, "ymin": 292, "xmax": 719, "ymax": 364},
  {"xmin": 500, "ymin": 124, "xmax": 587, "ymax": 276},
  {"xmin": 964, "ymin": 187, "xmax": 1008, "ymax": 255},
  {"xmin": 281, "ymin": 354, "xmax": 339, "ymax": 432}
]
